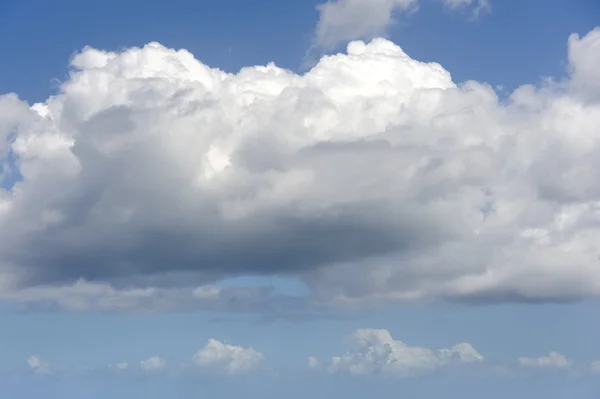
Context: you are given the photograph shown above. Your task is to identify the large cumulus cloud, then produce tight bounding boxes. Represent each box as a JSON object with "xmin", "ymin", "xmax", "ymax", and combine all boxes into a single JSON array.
[{"xmin": 1, "ymin": 27, "xmax": 600, "ymax": 310}]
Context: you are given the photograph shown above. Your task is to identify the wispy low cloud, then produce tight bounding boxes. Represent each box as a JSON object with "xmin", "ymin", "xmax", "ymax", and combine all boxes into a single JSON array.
[
  {"xmin": 1, "ymin": 280, "xmax": 307, "ymax": 315},
  {"xmin": 27, "ymin": 355, "xmax": 51, "ymax": 375},
  {"xmin": 441, "ymin": 0, "xmax": 491, "ymax": 19},
  {"xmin": 109, "ymin": 362, "xmax": 129, "ymax": 371},
  {"xmin": 518, "ymin": 352, "xmax": 571, "ymax": 369}
]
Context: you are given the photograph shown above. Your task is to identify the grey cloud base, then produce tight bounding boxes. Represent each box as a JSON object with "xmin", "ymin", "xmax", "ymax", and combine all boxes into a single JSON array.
[{"xmin": 1, "ymin": 28, "xmax": 600, "ymax": 310}]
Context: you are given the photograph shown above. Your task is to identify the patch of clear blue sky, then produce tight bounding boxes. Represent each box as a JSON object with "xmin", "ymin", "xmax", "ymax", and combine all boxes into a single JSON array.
[{"xmin": 1, "ymin": 1, "xmax": 600, "ymax": 396}]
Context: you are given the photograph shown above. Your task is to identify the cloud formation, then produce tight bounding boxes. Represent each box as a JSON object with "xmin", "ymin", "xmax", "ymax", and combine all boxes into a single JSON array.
[
  {"xmin": 27, "ymin": 355, "xmax": 50, "ymax": 375},
  {"xmin": 2, "ymin": 279, "xmax": 276, "ymax": 313},
  {"xmin": 192, "ymin": 339, "xmax": 264, "ymax": 375},
  {"xmin": 312, "ymin": 329, "xmax": 482, "ymax": 377},
  {"xmin": 313, "ymin": 0, "xmax": 417, "ymax": 50},
  {"xmin": 518, "ymin": 352, "xmax": 571, "ymax": 369},
  {"xmin": 441, "ymin": 0, "xmax": 491, "ymax": 18},
  {"xmin": 311, "ymin": 0, "xmax": 491, "ymax": 51},
  {"xmin": 140, "ymin": 356, "xmax": 165, "ymax": 372},
  {"xmin": 112, "ymin": 362, "xmax": 129, "ymax": 371},
  {"xmin": 0, "ymin": 27, "xmax": 600, "ymax": 311}
]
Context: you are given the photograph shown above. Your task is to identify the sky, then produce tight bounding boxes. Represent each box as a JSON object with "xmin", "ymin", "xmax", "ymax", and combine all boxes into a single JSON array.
[{"xmin": 1, "ymin": 0, "xmax": 600, "ymax": 397}]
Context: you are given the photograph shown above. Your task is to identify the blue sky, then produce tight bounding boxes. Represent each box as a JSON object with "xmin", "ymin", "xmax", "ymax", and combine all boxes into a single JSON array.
[{"xmin": 1, "ymin": 0, "xmax": 600, "ymax": 397}]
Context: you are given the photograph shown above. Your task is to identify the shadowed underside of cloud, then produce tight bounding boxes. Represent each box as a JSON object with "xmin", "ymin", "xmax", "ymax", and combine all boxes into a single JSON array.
[{"xmin": 1, "ymin": 27, "xmax": 600, "ymax": 311}]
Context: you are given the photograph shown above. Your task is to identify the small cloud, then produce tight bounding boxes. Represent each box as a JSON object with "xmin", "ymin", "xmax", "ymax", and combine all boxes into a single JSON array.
[
  {"xmin": 140, "ymin": 356, "xmax": 165, "ymax": 372},
  {"xmin": 116, "ymin": 361, "xmax": 129, "ymax": 370},
  {"xmin": 311, "ymin": 0, "xmax": 418, "ymax": 51},
  {"xmin": 441, "ymin": 0, "xmax": 491, "ymax": 18},
  {"xmin": 518, "ymin": 352, "xmax": 571, "ymax": 369},
  {"xmin": 27, "ymin": 355, "xmax": 50, "ymax": 374},
  {"xmin": 590, "ymin": 360, "xmax": 600, "ymax": 373},
  {"xmin": 109, "ymin": 361, "xmax": 129, "ymax": 371},
  {"xmin": 308, "ymin": 356, "xmax": 323, "ymax": 371},
  {"xmin": 192, "ymin": 339, "xmax": 264, "ymax": 375}
]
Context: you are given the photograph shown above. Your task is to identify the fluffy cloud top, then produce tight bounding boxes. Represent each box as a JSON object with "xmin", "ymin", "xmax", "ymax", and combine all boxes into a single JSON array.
[
  {"xmin": 518, "ymin": 352, "xmax": 571, "ymax": 369},
  {"xmin": 315, "ymin": 329, "xmax": 482, "ymax": 377},
  {"xmin": 192, "ymin": 339, "xmax": 264, "ymax": 375},
  {"xmin": 1, "ymin": 27, "xmax": 600, "ymax": 311}
]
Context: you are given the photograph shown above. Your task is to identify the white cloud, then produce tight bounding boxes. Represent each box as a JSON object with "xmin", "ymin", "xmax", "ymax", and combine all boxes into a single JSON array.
[
  {"xmin": 27, "ymin": 355, "xmax": 50, "ymax": 374},
  {"xmin": 590, "ymin": 360, "xmax": 600, "ymax": 373},
  {"xmin": 320, "ymin": 329, "xmax": 482, "ymax": 377},
  {"xmin": 518, "ymin": 352, "xmax": 571, "ymax": 369},
  {"xmin": 0, "ymin": 27, "xmax": 600, "ymax": 311},
  {"xmin": 192, "ymin": 339, "xmax": 264, "ymax": 375},
  {"xmin": 140, "ymin": 356, "xmax": 165, "ymax": 371},
  {"xmin": 313, "ymin": 0, "xmax": 417, "ymax": 50}
]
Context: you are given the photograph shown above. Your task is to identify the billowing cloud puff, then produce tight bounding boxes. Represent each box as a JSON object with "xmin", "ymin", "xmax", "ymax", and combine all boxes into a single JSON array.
[
  {"xmin": 518, "ymin": 352, "xmax": 571, "ymax": 369},
  {"xmin": 1, "ymin": 27, "xmax": 600, "ymax": 311},
  {"xmin": 192, "ymin": 339, "xmax": 264, "ymax": 375},
  {"xmin": 313, "ymin": 329, "xmax": 482, "ymax": 377}
]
